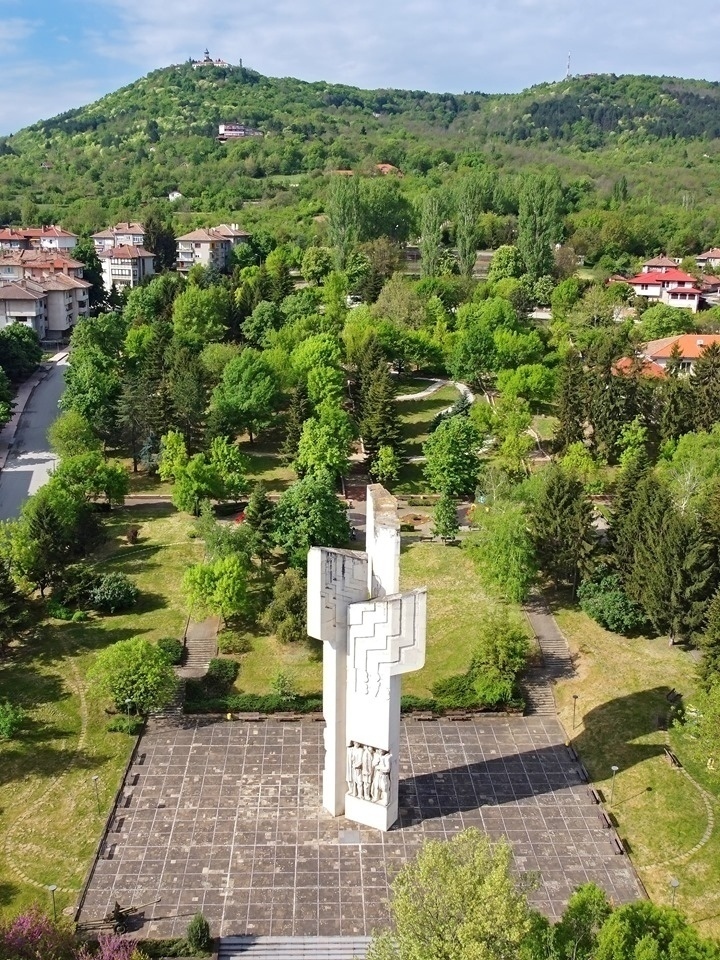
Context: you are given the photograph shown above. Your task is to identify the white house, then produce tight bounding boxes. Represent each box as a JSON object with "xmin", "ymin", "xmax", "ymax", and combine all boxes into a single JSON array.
[
  {"xmin": 0, "ymin": 225, "xmax": 77, "ymax": 253},
  {"xmin": 92, "ymin": 222, "xmax": 145, "ymax": 253},
  {"xmin": 623, "ymin": 269, "xmax": 700, "ymax": 309},
  {"xmin": 175, "ymin": 224, "xmax": 250, "ymax": 273},
  {"xmin": 0, "ymin": 281, "xmax": 48, "ymax": 338},
  {"xmin": 97, "ymin": 245, "xmax": 155, "ymax": 291},
  {"xmin": 696, "ymin": 248, "xmax": 720, "ymax": 271},
  {"xmin": 641, "ymin": 334, "xmax": 720, "ymax": 374},
  {"xmin": 641, "ymin": 255, "xmax": 678, "ymax": 274}
]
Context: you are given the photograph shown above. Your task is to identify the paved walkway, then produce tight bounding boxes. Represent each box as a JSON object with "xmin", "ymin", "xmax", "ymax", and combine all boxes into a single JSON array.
[
  {"xmin": 179, "ymin": 616, "xmax": 221, "ymax": 679},
  {"xmin": 395, "ymin": 378, "xmax": 475, "ymax": 403}
]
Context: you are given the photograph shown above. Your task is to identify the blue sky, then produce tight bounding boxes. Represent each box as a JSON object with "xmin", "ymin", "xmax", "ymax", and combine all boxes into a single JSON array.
[{"xmin": 2, "ymin": 0, "xmax": 720, "ymax": 135}]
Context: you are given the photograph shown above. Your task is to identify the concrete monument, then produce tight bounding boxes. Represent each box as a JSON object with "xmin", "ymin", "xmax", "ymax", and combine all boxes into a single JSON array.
[{"xmin": 307, "ymin": 484, "xmax": 427, "ymax": 831}]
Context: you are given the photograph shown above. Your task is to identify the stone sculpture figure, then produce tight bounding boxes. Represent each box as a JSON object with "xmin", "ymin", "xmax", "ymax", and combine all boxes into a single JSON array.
[{"xmin": 308, "ymin": 484, "xmax": 427, "ymax": 831}]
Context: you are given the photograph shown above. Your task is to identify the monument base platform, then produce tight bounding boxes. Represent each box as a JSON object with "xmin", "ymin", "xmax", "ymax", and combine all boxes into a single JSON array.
[{"xmin": 344, "ymin": 793, "xmax": 398, "ymax": 832}]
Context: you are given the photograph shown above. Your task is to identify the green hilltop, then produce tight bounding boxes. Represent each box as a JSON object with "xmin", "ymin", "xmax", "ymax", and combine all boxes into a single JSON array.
[{"xmin": 2, "ymin": 63, "xmax": 720, "ymax": 243}]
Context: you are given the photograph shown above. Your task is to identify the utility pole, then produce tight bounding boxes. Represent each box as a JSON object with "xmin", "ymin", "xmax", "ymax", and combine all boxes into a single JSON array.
[{"xmin": 566, "ymin": 52, "xmax": 572, "ymax": 80}]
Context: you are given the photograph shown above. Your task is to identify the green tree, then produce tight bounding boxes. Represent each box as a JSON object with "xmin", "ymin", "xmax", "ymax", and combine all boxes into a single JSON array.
[
  {"xmin": 359, "ymin": 362, "xmax": 401, "ymax": 461},
  {"xmin": 158, "ymin": 429, "xmax": 188, "ymax": 482},
  {"xmin": 47, "ymin": 410, "xmax": 102, "ymax": 459},
  {"xmin": 371, "ymin": 444, "xmax": 401, "ymax": 485},
  {"xmin": 692, "ymin": 342, "xmax": 720, "ymax": 432},
  {"xmin": 301, "ymin": 246, "xmax": 333, "ymax": 284},
  {"xmin": 432, "ymin": 493, "xmax": 459, "ymax": 542},
  {"xmin": 52, "ymin": 452, "xmax": 129, "ymax": 506},
  {"xmin": 594, "ymin": 900, "xmax": 720, "ymax": 960},
  {"xmin": 209, "ymin": 436, "xmax": 249, "ymax": 503},
  {"xmin": 327, "ymin": 173, "xmax": 360, "ymax": 269},
  {"xmin": 700, "ymin": 589, "xmax": 720, "ymax": 688},
  {"xmin": 261, "ymin": 568, "xmax": 308, "ymax": 643},
  {"xmin": 0, "ymin": 555, "xmax": 27, "ymax": 657},
  {"xmin": 518, "ymin": 172, "xmax": 562, "ymax": 280},
  {"xmin": 61, "ymin": 348, "xmax": 121, "ymax": 440},
  {"xmin": 0, "ymin": 323, "xmax": 42, "ymax": 382},
  {"xmin": 424, "ymin": 417, "xmax": 481, "ymax": 497},
  {"xmin": 455, "ymin": 176, "xmax": 482, "ymax": 278},
  {"xmin": 531, "ymin": 465, "xmax": 594, "ymax": 593},
  {"xmin": 115, "ymin": 375, "xmax": 146, "ymax": 472},
  {"xmin": 89, "ymin": 636, "xmax": 178, "ymax": 714},
  {"xmin": 168, "ymin": 346, "xmax": 208, "ymax": 451},
  {"xmin": 282, "ymin": 386, "xmax": 310, "ymax": 462},
  {"xmin": 295, "ymin": 404, "xmax": 355, "ymax": 480},
  {"xmin": 367, "ymin": 829, "xmax": 533, "ymax": 960},
  {"xmin": 144, "ymin": 211, "xmax": 176, "ymax": 272},
  {"xmin": 172, "ymin": 284, "xmax": 231, "ymax": 346},
  {"xmin": 172, "ymin": 454, "xmax": 225, "ymax": 515},
  {"xmin": 274, "ymin": 472, "xmax": 350, "ymax": 567},
  {"xmin": 244, "ymin": 300, "xmax": 283, "ymax": 346},
  {"xmin": 243, "ymin": 482, "xmax": 276, "ymax": 561},
  {"xmin": 552, "ymin": 884, "xmax": 612, "ymax": 960},
  {"xmin": 73, "ymin": 236, "xmax": 106, "ymax": 311},
  {"xmin": 466, "ymin": 501, "xmax": 536, "ymax": 603},
  {"xmin": 211, "ymin": 349, "xmax": 280, "ymax": 442},
  {"xmin": 419, "ymin": 192, "xmax": 444, "ymax": 279},
  {"xmin": 183, "ymin": 554, "xmax": 250, "ymax": 624},
  {"xmin": 487, "ymin": 245, "xmax": 525, "ymax": 285},
  {"xmin": 0, "ymin": 367, "xmax": 12, "ymax": 429}
]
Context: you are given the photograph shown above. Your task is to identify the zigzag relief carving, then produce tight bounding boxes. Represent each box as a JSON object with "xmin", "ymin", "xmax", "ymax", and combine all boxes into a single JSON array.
[
  {"xmin": 308, "ymin": 547, "xmax": 369, "ymax": 644},
  {"xmin": 348, "ymin": 591, "xmax": 427, "ymax": 698}
]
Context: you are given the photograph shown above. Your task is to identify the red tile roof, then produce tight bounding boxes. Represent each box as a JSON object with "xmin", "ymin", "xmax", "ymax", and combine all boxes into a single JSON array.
[
  {"xmin": 643, "ymin": 255, "xmax": 677, "ymax": 268},
  {"xmin": 614, "ymin": 356, "xmax": 666, "ymax": 379},
  {"xmin": 626, "ymin": 269, "xmax": 697, "ymax": 285},
  {"xmin": 97, "ymin": 244, "xmax": 154, "ymax": 259},
  {"xmin": 645, "ymin": 334, "xmax": 720, "ymax": 360},
  {"xmin": 0, "ymin": 225, "xmax": 77, "ymax": 240},
  {"xmin": 697, "ymin": 248, "xmax": 720, "ymax": 260}
]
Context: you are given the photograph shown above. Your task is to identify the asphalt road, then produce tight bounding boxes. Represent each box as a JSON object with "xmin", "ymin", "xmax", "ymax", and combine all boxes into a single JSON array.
[{"xmin": 0, "ymin": 358, "xmax": 67, "ymax": 521}]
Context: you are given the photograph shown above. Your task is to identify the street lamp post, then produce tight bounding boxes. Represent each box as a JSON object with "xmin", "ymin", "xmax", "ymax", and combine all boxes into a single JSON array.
[
  {"xmin": 92, "ymin": 775, "xmax": 101, "ymax": 815},
  {"xmin": 47, "ymin": 884, "xmax": 57, "ymax": 921},
  {"xmin": 572, "ymin": 695, "xmax": 578, "ymax": 729},
  {"xmin": 670, "ymin": 877, "xmax": 679, "ymax": 907},
  {"xmin": 125, "ymin": 699, "xmax": 132, "ymax": 722},
  {"xmin": 610, "ymin": 765, "xmax": 619, "ymax": 805}
]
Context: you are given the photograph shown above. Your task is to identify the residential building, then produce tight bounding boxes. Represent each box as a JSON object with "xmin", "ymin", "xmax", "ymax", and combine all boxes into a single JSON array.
[
  {"xmin": 640, "ymin": 255, "xmax": 678, "ymax": 273},
  {"xmin": 696, "ymin": 248, "xmax": 720, "ymax": 271},
  {"xmin": 0, "ymin": 281, "xmax": 48, "ymax": 338},
  {"xmin": 175, "ymin": 224, "xmax": 250, "ymax": 273},
  {"xmin": 217, "ymin": 123, "xmax": 263, "ymax": 141},
  {"xmin": 622, "ymin": 269, "xmax": 700, "ymax": 309},
  {"xmin": 92, "ymin": 222, "xmax": 145, "ymax": 253},
  {"xmin": 640, "ymin": 334, "xmax": 720, "ymax": 374},
  {"xmin": 0, "ymin": 251, "xmax": 86, "ymax": 283},
  {"xmin": 0, "ymin": 225, "xmax": 77, "ymax": 252},
  {"xmin": 0, "ymin": 274, "xmax": 91, "ymax": 340},
  {"xmin": 97, "ymin": 245, "xmax": 155, "ymax": 291},
  {"xmin": 168, "ymin": 191, "xmax": 183, "ymax": 202}
]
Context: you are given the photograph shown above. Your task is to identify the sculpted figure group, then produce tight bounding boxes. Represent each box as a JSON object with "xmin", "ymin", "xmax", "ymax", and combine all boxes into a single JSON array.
[{"xmin": 346, "ymin": 741, "xmax": 392, "ymax": 805}]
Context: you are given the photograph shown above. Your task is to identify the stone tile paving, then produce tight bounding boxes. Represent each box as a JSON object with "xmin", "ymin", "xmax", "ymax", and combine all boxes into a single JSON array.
[{"xmin": 78, "ymin": 716, "xmax": 642, "ymax": 938}]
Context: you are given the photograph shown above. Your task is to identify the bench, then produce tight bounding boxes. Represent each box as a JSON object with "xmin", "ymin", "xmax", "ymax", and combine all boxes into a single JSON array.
[
  {"xmin": 587, "ymin": 786, "xmax": 602, "ymax": 805},
  {"xmin": 578, "ymin": 763, "xmax": 590, "ymax": 783},
  {"xmin": 664, "ymin": 747, "xmax": 682, "ymax": 768},
  {"xmin": 612, "ymin": 833, "xmax": 625, "ymax": 855},
  {"xmin": 566, "ymin": 745, "xmax": 578, "ymax": 761},
  {"xmin": 598, "ymin": 810, "xmax": 612, "ymax": 829}
]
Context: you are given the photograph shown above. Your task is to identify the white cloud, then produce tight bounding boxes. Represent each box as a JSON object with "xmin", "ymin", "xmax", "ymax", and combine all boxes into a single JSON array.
[{"xmin": 0, "ymin": 17, "xmax": 39, "ymax": 52}]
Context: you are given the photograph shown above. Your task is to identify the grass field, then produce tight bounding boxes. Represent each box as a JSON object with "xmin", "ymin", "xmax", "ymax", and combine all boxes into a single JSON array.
[
  {"xmin": 0, "ymin": 506, "xmax": 201, "ymax": 919},
  {"xmin": 228, "ymin": 539, "xmax": 514, "ymax": 699},
  {"xmin": 552, "ymin": 604, "xmax": 720, "ymax": 935},
  {"xmin": 394, "ymin": 385, "xmax": 460, "ymax": 495}
]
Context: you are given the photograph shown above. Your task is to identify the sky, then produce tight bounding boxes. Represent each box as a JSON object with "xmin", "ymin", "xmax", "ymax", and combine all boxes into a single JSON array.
[{"xmin": 2, "ymin": 0, "xmax": 720, "ymax": 135}]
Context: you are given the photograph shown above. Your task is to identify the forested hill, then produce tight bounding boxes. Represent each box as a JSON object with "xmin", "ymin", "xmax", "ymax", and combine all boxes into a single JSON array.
[{"xmin": 3, "ymin": 63, "xmax": 720, "ymax": 230}]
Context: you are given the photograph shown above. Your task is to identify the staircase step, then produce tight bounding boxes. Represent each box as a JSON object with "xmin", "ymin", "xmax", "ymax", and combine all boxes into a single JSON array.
[{"xmin": 218, "ymin": 937, "xmax": 371, "ymax": 960}]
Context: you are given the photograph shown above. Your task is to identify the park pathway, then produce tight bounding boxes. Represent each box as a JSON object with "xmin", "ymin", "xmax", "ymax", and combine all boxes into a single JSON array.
[
  {"xmin": 522, "ymin": 593, "xmax": 575, "ymax": 716},
  {"xmin": 151, "ymin": 616, "xmax": 220, "ymax": 722}
]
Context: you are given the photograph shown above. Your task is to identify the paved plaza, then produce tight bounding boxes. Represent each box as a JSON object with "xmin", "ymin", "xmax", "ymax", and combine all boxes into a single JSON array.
[{"xmin": 78, "ymin": 715, "xmax": 642, "ymax": 938}]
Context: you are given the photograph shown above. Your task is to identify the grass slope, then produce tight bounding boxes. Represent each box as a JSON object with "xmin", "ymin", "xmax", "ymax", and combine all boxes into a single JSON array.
[
  {"xmin": 0, "ymin": 506, "xmax": 201, "ymax": 918},
  {"xmin": 552, "ymin": 604, "xmax": 720, "ymax": 935}
]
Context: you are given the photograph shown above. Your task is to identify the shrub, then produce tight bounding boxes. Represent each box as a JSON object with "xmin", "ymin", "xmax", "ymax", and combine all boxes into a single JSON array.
[
  {"xmin": 90, "ymin": 573, "xmax": 140, "ymax": 613},
  {"xmin": 46, "ymin": 600, "xmax": 74, "ymax": 621},
  {"xmin": 71, "ymin": 610, "xmax": 89, "ymax": 623},
  {"xmin": 54, "ymin": 564, "xmax": 102, "ymax": 607},
  {"xmin": 186, "ymin": 913, "xmax": 212, "ymax": 954},
  {"xmin": 470, "ymin": 610, "xmax": 531, "ymax": 708},
  {"xmin": 261, "ymin": 569, "xmax": 307, "ymax": 643},
  {"xmin": 0, "ymin": 907, "xmax": 76, "ymax": 959},
  {"xmin": 270, "ymin": 670, "xmax": 298, "ymax": 702},
  {"xmin": 107, "ymin": 715, "xmax": 144, "ymax": 735},
  {"xmin": 578, "ymin": 569, "xmax": 647, "ymax": 634},
  {"xmin": 0, "ymin": 700, "xmax": 24, "ymax": 739},
  {"xmin": 218, "ymin": 633, "xmax": 252, "ymax": 655},
  {"xmin": 431, "ymin": 673, "xmax": 477, "ymax": 708},
  {"xmin": 126, "ymin": 525, "xmax": 140, "ymax": 544},
  {"xmin": 205, "ymin": 657, "xmax": 239, "ymax": 692},
  {"xmin": 89, "ymin": 637, "xmax": 178, "ymax": 714},
  {"xmin": 157, "ymin": 637, "xmax": 184, "ymax": 665}
]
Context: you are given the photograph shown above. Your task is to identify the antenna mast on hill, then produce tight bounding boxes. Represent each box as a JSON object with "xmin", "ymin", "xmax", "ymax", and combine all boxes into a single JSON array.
[{"xmin": 566, "ymin": 52, "xmax": 571, "ymax": 79}]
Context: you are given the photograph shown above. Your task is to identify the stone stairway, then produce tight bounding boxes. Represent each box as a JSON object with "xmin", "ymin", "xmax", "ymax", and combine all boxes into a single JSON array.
[
  {"xmin": 218, "ymin": 938, "xmax": 371, "ymax": 960},
  {"xmin": 151, "ymin": 678, "xmax": 186, "ymax": 722},
  {"xmin": 177, "ymin": 616, "xmax": 220, "ymax": 679},
  {"xmin": 522, "ymin": 593, "xmax": 575, "ymax": 716}
]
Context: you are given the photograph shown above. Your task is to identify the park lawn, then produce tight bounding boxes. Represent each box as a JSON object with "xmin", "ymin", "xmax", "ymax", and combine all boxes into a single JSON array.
[
  {"xmin": 531, "ymin": 414, "xmax": 558, "ymax": 443},
  {"xmin": 552, "ymin": 604, "xmax": 720, "ymax": 936},
  {"xmin": 125, "ymin": 465, "xmax": 174, "ymax": 497},
  {"xmin": 0, "ymin": 506, "xmax": 201, "ymax": 919},
  {"xmin": 393, "ymin": 376, "xmax": 438, "ymax": 396},
  {"xmin": 397, "ymin": 385, "xmax": 461, "ymax": 459},
  {"xmin": 229, "ymin": 540, "xmax": 512, "ymax": 700}
]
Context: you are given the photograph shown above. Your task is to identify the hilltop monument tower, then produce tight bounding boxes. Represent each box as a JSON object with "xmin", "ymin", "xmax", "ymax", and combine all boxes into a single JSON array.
[{"xmin": 307, "ymin": 485, "xmax": 427, "ymax": 832}]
